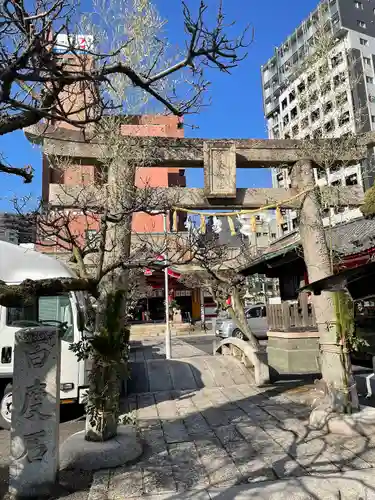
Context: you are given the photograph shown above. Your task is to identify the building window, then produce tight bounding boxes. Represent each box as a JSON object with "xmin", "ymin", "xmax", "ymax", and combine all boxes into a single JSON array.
[
  {"xmin": 371, "ymin": 115, "xmax": 375, "ymax": 123},
  {"xmin": 360, "ymin": 38, "xmax": 369, "ymax": 46},
  {"xmin": 313, "ymin": 128, "xmax": 322, "ymax": 139},
  {"xmin": 358, "ymin": 20, "xmax": 367, "ymax": 29},
  {"xmin": 331, "ymin": 179, "xmax": 342, "ymax": 187},
  {"xmin": 324, "ymin": 120, "xmax": 335, "ymax": 132},
  {"xmin": 323, "ymin": 101, "xmax": 333, "ymax": 114},
  {"xmin": 311, "ymin": 109, "xmax": 320, "ymax": 123},
  {"xmin": 319, "ymin": 63, "xmax": 329, "ymax": 77},
  {"xmin": 321, "ymin": 81, "xmax": 332, "ymax": 95},
  {"xmin": 316, "ymin": 167, "xmax": 326, "ymax": 180},
  {"xmin": 364, "ymin": 56, "xmax": 372, "ymax": 66},
  {"xmin": 333, "ymin": 72, "xmax": 346, "ymax": 88},
  {"xmin": 256, "ymin": 232, "xmax": 262, "ymax": 237},
  {"xmin": 346, "ymin": 173, "xmax": 358, "ymax": 185},
  {"xmin": 271, "ymin": 233, "xmax": 276, "ymax": 239},
  {"xmin": 283, "ymin": 114, "xmax": 290, "ymax": 126},
  {"xmin": 301, "ymin": 116, "xmax": 309, "ymax": 129},
  {"xmin": 336, "ymin": 91, "xmax": 348, "ymax": 106},
  {"xmin": 331, "ymin": 52, "xmax": 343, "ymax": 68},
  {"xmin": 282, "ymin": 98, "xmax": 288, "ymax": 110},
  {"xmin": 291, "ymin": 107, "xmax": 298, "ymax": 119},
  {"xmin": 339, "ymin": 111, "xmax": 350, "ymax": 126},
  {"xmin": 354, "ymin": 1, "xmax": 363, "ymax": 9},
  {"xmin": 289, "ymin": 90, "xmax": 296, "ymax": 103},
  {"xmin": 366, "ymin": 76, "xmax": 374, "ymax": 84},
  {"xmin": 332, "ymin": 12, "xmax": 340, "ymax": 29},
  {"xmin": 85, "ymin": 229, "xmax": 98, "ymax": 244},
  {"xmin": 292, "ymin": 124, "xmax": 299, "ymax": 136},
  {"xmin": 307, "ymin": 73, "xmax": 316, "ymax": 85},
  {"xmin": 334, "ymin": 206, "xmax": 346, "ymax": 215},
  {"xmin": 297, "ymin": 81, "xmax": 305, "ymax": 93},
  {"xmin": 309, "ymin": 91, "xmax": 318, "ymax": 105}
]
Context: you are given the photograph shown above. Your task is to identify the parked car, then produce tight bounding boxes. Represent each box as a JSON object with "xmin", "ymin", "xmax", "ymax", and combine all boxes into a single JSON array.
[{"xmin": 215, "ymin": 304, "xmax": 268, "ymax": 340}]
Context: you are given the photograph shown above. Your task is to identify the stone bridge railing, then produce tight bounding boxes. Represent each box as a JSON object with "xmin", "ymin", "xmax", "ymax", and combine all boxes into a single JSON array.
[{"xmin": 214, "ymin": 337, "xmax": 270, "ymax": 387}]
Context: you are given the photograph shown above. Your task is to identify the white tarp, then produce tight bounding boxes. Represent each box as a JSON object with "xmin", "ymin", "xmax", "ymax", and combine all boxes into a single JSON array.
[{"xmin": 0, "ymin": 241, "xmax": 74, "ymax": 284}]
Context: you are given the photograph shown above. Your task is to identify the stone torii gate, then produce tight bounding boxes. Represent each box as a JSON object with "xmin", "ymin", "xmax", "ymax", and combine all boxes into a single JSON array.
[
  {"xmin": 27, "ymin": 124, "xmax": 368, "ymax": 210},
  {"xmin": 26, "ymin": 124, "xmax": 375, "ymax": 407}
]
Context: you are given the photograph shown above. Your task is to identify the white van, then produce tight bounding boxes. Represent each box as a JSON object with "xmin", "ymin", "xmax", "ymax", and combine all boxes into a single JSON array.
[{"xmin": 0, "ymin": 241, "xmax": 89, "ymax": 429}]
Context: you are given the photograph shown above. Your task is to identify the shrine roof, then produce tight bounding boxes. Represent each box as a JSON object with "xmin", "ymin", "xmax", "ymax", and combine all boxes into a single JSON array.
[{"xmin": 240, "ymin": 217, "xmax": 375, "ymax": 276}]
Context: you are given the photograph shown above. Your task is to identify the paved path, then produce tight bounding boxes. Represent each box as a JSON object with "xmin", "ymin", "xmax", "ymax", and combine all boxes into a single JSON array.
[
  {"xmin": 129, "ymin": 335, "xmax": 217, "ymax": 362},
  {"xmin": 127, "ymin": 355, "xmax": 255, "ymax": 393},
  {"xmin": 128, "ymin": 336, "xmax": 233, "ymax": 394},
  {"xmin": 93, "ymin": 380, "xmax": 375, "ymax": 499}
]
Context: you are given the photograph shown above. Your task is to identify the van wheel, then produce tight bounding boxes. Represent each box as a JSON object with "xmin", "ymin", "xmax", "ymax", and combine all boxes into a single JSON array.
[
  {"xmin": 0, "ymin": 384, "xmax": 12, "ymax": 430},
  {"xmin": 233, "ymin": 329, "xmax": 245, "ymax": 340}
]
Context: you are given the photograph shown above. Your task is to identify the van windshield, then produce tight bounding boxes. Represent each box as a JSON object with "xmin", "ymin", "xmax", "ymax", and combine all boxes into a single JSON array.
[{"xmin": 6, "ymin": 294, "xmax": 74, "ymax": 342}]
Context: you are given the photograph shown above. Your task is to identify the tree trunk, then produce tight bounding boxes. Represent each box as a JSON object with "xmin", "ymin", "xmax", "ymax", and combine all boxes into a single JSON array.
[
  {"xmin": 229, "ymin": 289, "xmax": 260, "ymax": 350},
  {"xmin": 85, "ymin": 362, "xmax": 120, "ymax": 442},
  {"xmin": 86, "ymin": 159, "xmax": 136, "ymax": 441},
  {"xmin": 295, "ymin": 160, "xmax": 359, "ymax": 412},
  {"xmin": 104, "ymin": 159, "xmax": 136, "ymax": 328}
]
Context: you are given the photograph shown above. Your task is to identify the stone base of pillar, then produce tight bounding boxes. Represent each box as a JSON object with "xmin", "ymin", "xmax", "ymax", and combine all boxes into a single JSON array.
[
  {"xmin": 267, "ymin": 331, "xmax": 320, "ymax": 377},
  {"xmin": 309, "ymin": 405, "xmax": 375, "ymax": 436},
  {"xmin": 59, "ymin": 425, "xmax": 142, "ymax": 471}
]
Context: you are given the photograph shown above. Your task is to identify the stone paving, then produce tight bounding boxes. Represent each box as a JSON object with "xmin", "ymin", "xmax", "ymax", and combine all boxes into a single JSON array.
[
  {"xmin": 127, "ymin": 336, "xmax": 241, "ymax": 394},
  {"xmin": 128, "ymin": 336, "xmax": 212, "ymax": 362},
  {"xmin": 91, "ymin": 381, "xmax": 375, "ymax": 499}
]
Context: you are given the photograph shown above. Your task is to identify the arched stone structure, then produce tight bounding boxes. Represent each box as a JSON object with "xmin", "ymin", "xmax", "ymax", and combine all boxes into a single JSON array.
[{"xmin": 214, "ymin": 337, "xmax": 269, "ymax": 387}]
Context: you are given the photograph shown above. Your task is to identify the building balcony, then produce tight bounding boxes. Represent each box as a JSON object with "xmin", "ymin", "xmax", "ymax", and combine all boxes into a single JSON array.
[{"xmin": 265, "ymin": 100, "xmax": 279, "ymax": 118}]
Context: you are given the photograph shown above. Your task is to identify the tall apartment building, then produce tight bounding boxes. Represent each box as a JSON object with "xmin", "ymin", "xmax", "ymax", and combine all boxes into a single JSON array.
[
  {"xmin": 0, "ymin": 213, "xmax": 36, "ymax": 245},
  {"xmin": 203, "ymin": 212, "xmax": 277, "ymax": 255},
  {"xmin": 261, "ymin": 0, "xmax": 375, "ymax": 236}
]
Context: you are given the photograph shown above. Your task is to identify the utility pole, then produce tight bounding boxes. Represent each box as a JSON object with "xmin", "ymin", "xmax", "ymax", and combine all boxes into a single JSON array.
[{"xmin": 163, "ymin": 212, "xmax": 172, "ymax": 359}]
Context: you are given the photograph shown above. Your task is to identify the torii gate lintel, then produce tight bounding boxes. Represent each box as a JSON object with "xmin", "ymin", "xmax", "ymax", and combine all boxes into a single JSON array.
[{"xmin": 25, "ymin": 124, "xmax": 375, "ymax": 209}]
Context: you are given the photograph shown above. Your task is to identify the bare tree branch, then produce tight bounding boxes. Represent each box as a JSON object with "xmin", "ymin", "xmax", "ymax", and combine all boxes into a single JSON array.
[{"xmin": 0, "ymin": 0, "xmax": 251, "ymax": 180}]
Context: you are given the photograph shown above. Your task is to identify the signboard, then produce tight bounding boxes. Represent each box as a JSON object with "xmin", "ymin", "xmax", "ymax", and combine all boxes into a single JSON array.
[
  {"xmin": 53, "ymin": 34, "xmax": 94, "ymax": 54},
  {"xmin": 175, "ymin": 290, "xmax": 192, "ymax": 297}
]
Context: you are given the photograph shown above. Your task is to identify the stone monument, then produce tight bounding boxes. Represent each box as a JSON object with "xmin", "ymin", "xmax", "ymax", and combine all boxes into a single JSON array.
[{"xmin": 9, "ymin": 327, "xmax": 61, "ymax": 498}]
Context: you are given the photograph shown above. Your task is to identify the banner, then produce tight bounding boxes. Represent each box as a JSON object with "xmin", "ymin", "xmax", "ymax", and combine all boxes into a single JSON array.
[{"xmin": 53, "ymin": 34, "xmax": 94, "ymax": 54}]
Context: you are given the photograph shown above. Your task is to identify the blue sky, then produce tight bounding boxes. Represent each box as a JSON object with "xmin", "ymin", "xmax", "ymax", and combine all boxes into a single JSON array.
[{"xmin": 0, "ymin": 0, "xmax": 319, "ymax": 211}]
